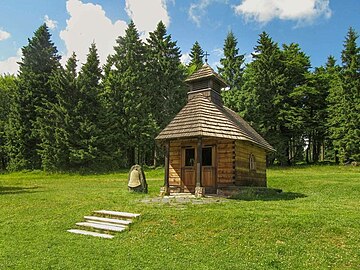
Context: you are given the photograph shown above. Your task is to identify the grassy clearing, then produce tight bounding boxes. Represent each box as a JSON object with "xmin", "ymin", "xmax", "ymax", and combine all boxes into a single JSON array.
[{"xmin": 0, "ymin": 166, "xmax": 359, "ymax": 269}]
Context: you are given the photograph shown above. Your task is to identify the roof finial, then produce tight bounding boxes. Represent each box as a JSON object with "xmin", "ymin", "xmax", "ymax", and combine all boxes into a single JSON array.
[{"xmin": 204, "ymin": 51, "xmax": 210, "ymax": 64}]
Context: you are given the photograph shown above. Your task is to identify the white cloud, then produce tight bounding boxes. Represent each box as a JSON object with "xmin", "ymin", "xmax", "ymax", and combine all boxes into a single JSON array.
[
  {"xmin": 234, "ymin": 0, "xmax": 332, "ymax": 25},
  {"xmin": 188, "ymin": 0, "xmax": 211, "ymax": 27},
  {"xmin": 125, "ymin": 0, "xmax": 170, "ymax": 38},
  {"xmin": 60, "ymin": 0, "xmax": 127, "ymax": 67},
  {"xmin": 212, "ymin": 48, "xmax": 223, "ymax": 58},
  {"xmin": 180, "ymin": 52, "xmax": 191, "ymax": 65},
  {"xmin": 0, "ymin": 49, "xmax": 22, "ymax": 75},
  {"xmin": 44, "ymin": 15, "xmax": 58, "ymax": 30},
  {"xmin": 188, "ymin": 0, "xmax": 227, "ymax": 27},
  {"xmin": 0, "ymin": 29, "xmax": 11, "ymax": 41}
]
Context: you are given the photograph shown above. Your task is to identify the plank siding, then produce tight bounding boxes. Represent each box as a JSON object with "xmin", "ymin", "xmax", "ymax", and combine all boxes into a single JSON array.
[
  {"xmin": 169, "ymin": 140, "xmax": 181, "ymax": 186},
  {"xmin": 235, "ymin": 141, "xmax": 267, "ymax": 187},
  {"xmin": 217, "ymin": 139, "xmax": 235, "ymax": 185}
]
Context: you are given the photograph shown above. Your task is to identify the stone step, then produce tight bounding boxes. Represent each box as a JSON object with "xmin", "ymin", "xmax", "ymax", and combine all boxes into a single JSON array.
[
  {"xmin": 67, "ymin": 229, "xmax": 114, "ymax": 239},
  {"xmin": 93, "ymin": 210, "xmax": 141, "ymax": 219},
  {"xmin": 76, "ymin": 222, "xmax": 127, "ymax": 232},
  {"xmin": 84, "ymin": 215, "xmax": 132, "ymax": 226}
]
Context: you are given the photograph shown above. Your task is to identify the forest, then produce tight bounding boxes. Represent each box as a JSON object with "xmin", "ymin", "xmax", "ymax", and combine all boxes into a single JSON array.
[{"xmin": 0, "ymin": 21, "xmax": 359, "ymax": 172}]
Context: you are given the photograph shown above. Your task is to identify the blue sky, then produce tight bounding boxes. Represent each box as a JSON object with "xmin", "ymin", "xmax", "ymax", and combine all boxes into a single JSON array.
[{"xmin": 0, "ymin": 0, "xmax": 359, "ymax": 75}]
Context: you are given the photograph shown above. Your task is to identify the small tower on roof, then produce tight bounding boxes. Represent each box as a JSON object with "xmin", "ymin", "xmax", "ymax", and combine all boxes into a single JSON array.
[
  {"xmin": 186, "ymin": 63, "xmax": 227, "ymax": 106},
  {"xmin": 156, "ymin": 64, "xmax": 275, "ymax": 197}
]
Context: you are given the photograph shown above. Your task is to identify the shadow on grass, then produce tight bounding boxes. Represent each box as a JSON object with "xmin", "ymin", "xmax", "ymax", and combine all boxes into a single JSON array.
[
  {"xmin": 0, "ymin": 186, "xmax": 41, "ymax": 195},
  {"xmin": 228, "ymin": 189, "xmax": 307, "ymax": 201}
]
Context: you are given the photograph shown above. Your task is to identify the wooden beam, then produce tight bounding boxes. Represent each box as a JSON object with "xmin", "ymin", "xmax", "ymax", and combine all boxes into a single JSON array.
[
  {"xmin": 196, "ymin": 137, "xmax": 202, "ymax": 187},
  {"xmin": 164, "ymin": 140, "xmax": 170, "ymax": 189}
]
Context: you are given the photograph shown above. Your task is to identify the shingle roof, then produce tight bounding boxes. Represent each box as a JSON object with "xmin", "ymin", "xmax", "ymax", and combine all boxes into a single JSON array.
[
  {"xmin": 185, "ymin": 63, "xmax": 228, "ymax": 87},
  {"xmin": 155, "ymin": 94, "xmax": 275, "ymax": 152}
]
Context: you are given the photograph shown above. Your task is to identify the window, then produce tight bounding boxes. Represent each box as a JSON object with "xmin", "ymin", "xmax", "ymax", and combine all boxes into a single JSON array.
[
  {"xmin": 249, "ymin": 154, "xmax": 256, "ymax": 171},
  {"xmin": 185, "ymin": 148, "xmax": 195, "ymax": 166},
  {"xmin": 202, "ymin": 147, "xmax": 212, "ymax": 166}
]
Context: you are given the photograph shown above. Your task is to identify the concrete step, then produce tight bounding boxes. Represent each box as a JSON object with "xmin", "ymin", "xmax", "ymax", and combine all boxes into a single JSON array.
[
  {"xmin": 84, "ymin": 215, "xmax": 132, "ymax": 226},
  {"xmin": 84, "ymin": 220, "xmax": 128, "ymax": 229},
  {"xmin": 93, "ymin": 210, "xmax": 140, "ymax": 219},
  {"xmin": 67, "ymin": 229, "xmax": 114, "ymax": 239},
  {"xmin": 76, "ymin": 222, "xmax": 126, "ymax": 232}
]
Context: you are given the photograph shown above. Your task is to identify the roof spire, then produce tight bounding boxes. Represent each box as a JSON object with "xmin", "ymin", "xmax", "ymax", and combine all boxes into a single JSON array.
[{"xmin": 204, "ymin": 51, "xmax": 210, "ymax": 64}]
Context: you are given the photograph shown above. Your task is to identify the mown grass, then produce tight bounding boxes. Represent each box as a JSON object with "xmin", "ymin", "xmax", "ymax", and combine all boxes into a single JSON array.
[{"xmin": 0, "ymin": 166, "xmax": 359, "ymax": 269}]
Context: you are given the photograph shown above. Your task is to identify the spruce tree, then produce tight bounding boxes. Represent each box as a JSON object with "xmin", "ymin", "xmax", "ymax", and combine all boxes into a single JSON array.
[
  {"xmin": 188, "ymin": 41, "xmax": 204, "ymax": 74},
  {"xmin": 38, "ymin": 54, "xmax": 78, "ymax": 171},
  {"xmin": 242, "ymin": 32, "xmax": 288, "ymax": 164},
  {"xmin": 103, "ymin": 21, "xmax": 155, "ymax": 166},
  {"xmin": 324, "ymin": 56, "xmax": 342, "ymax": 162},
  {"xmin": 6, "ymin": 24, "xmax": 60, "ymax": 170},
  {"xmin": 146, "ymin": 21, "xmax": 186, "ymax": 129},
  {"xmin": 0, "ymin": 75, "xmax": 17, "ymax": 170},
  {"xmin": 280, "ymin": 43, "xmax": 311, "ymax": 164},
  {"xmin": 69, "ymin": 43, "xmax": 103, "ymax": 169},
  {"xmin": 328, "ymin": 27, "xmax": 360, "ymax": 162},
  {"xmin": 218, "ymin": 31, "xmax": 245, "ymax": 112},
  {"xmin": 145, "ymin": 21, "xmax": 187, "ymax": 165}
]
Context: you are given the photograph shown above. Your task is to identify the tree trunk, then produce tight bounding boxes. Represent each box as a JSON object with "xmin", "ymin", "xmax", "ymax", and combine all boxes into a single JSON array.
[
  {"xmin": 127, "ymin": 147, "xmax": 135, "ymax": 166},
  {"xmin": 153, "ymin": 146, "xmax": 157, "ymax": 168}
]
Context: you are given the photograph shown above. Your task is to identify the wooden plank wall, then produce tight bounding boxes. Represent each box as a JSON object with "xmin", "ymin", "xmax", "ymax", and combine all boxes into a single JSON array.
[
  {"xmin": 169, "ymin": 140, "xmax": 181, "ymax": 186},
  {"xmin": 217, "ymin": 139, "xmax": 235, "ymax": 187},
  {"xmin": 235, "ymin": 141, "xmax": 267, "ymax": 187}
]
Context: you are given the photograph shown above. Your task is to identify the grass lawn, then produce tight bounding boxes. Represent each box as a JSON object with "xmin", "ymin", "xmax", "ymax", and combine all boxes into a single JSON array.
[{"xmin": 0, "ymin": 165, "xmax": 359, "ymax": 269}]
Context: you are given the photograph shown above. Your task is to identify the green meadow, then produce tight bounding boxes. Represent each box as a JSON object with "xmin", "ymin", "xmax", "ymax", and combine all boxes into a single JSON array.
[{"xmin": 0, "ymin": 165, "xmax": 359, "ymax": 269}]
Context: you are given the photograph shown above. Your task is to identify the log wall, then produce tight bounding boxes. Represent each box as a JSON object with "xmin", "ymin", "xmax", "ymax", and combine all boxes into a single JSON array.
[
  {"xmin": 235, "ymin": 141, "xmax": 267, "ymax": 187},
  {"xmin": 169, "ymin": 140, "xmax": 181, "ymax": 187},
  {"xmin": 216, "ymin": 139, "xmax": 235, "ymax": 187}
]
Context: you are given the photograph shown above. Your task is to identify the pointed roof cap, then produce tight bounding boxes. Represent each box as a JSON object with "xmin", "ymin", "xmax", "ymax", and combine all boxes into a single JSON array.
[{"xmin": 185, "ymin": 63, "xmax": 228, "ymax": 88}]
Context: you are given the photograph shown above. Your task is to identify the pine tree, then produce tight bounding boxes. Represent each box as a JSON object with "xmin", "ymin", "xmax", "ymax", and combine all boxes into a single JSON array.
[
  {"xmin": 328, "ymin": 27, "xmax": 360, "ymax": 162},
  {"xmin": 324, "ymin": 56, "xmax": 342, "ymax": 162},
  {"xmin": 188, "ymin": 41, "xmax": 204, "ymax": 74},
  {"xmin": 146, "ymin": 21, "xmax": 187, "ymax": 129},
  {"xmin": 145, "ymin": 21, "xmax": 187, "ymax": 165},
  {"xmin": 280, "ymin": 43, "xmax": 311, "ymax": 164},
  {"xmin": 38, "ymin": 54, "xmax": 78, "ymax": 171},
  {"xmin": 6, "ymin": 24, "xmax": 60, "ymax": 170},
  {"xmin": 102, "ymin": 21, "xmax": 155, "ymax": 166},
  {"xmin": 242, "ymin": 32, "xmax": 288, "ymax": 164},
  {"xmin": 218, "ymin": 31, "xmax": 245, "ymax": 112},
  {"xmin": 0, "ymin": 75, "xmax": 17, "ymax": 170},
  {"xmin": 69, "ymin": 43, "xmax": 103, "ymax": 170}
]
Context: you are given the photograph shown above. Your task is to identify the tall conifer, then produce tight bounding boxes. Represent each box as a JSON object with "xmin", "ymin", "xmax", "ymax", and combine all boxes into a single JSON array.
[
  {"xmin": 38, "ymin": 54, "xmax": 78, "ymax": 171},
  {"xmin": 328, "ymin": 27, "xmax": 360, "ymax": 162},
  {"xmin": 0, "ymin": 75, "xmax": 16, "ymax": 170},
  {"xmin": 69, "ymin": 43, "xmax": 102, "ymax": 169},
  {"xmin": 188, "ymin": 41, "xmax": 204, "ymax": 74},
  {"xmin": 103, "ymin": 21, "xmax": 155, "ymax": 166},
  {"xmin": 6, "ymin": 24, "xmax": 60, "ymax": 170},
  {"xmin": 218, "ymin": 31, "xmax": 245, "ymax": 112},
  {"xmin": 146, "ymin": 21, "xmax": 186, "ymax": 129}
]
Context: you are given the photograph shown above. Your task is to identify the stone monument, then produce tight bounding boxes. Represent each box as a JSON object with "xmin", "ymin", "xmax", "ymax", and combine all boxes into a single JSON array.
[{"xmin": 128, "ymin": 165, "xmax": 148, "ymax": 193}]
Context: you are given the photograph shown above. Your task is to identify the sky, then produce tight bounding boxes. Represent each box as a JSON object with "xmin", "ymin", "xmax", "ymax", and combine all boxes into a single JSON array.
[{"xmin": 0, "ymin": 0, "xmax": 359, "ymax": 75}]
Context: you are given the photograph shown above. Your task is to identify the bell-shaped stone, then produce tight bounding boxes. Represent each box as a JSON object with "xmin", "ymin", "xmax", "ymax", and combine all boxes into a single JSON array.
[
  {"xmin": 128, "ymin": 169, "xmax": 141, "ymax": 187},
  {"xmin": 128, "ymin": 164, "xmax": 148, "ymax": 193}
]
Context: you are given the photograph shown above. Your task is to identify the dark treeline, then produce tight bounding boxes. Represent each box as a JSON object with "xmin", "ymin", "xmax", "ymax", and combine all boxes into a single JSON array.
[{"xmin": 0, "ymin": 22, "xmax": 359, "ymax": 171}]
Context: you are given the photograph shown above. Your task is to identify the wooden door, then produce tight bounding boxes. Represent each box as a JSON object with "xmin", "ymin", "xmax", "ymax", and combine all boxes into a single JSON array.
[
  {"xmin": 181, "ymin": 147, "xmax": 196, "ymax": 192},
  {"xmin": 202, "ymin": 146, "xmax": 216, "ymax": 192}
]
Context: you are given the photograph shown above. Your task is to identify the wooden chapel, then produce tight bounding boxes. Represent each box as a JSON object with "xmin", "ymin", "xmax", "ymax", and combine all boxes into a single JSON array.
[{"xmin": 155, "ymin": 64, "xmax": 275, "ymax": 196}]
